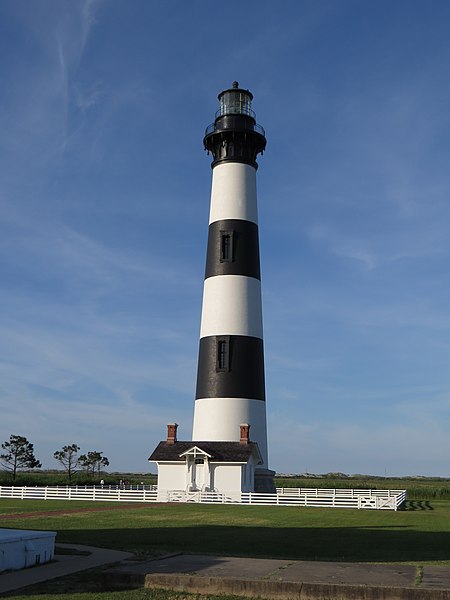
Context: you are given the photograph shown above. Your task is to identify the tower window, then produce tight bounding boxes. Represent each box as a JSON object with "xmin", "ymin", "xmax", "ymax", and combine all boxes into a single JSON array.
[
  {"xmin": 216, "ymin": 336, "xmax": 230, "ymax": 371},
  {"xmin": 218, "ymin": 340, "xmax": 228, "ymax": 369},
  {"xmin": 220, "ymin": 230, "xmax": 234, "ymax": 262}
]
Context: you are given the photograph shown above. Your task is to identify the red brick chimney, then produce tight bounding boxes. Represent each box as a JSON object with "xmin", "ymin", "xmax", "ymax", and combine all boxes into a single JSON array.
[
  {"xmin": 166, "ymin": 423, "xmax": 178, "ymax": 445},
  {"xmin": 240, "ymin": 423, "xmax": 250, "ymax": 445}
]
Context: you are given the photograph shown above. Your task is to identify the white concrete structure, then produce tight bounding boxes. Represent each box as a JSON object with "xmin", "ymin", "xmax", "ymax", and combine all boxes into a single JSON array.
[{"xmin": 0, "ymin": 529, "xmax": 56, "ymax": 572}]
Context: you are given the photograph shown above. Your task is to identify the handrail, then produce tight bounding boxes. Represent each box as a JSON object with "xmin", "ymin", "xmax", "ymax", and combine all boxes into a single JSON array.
[{"xmin": 205, "ymin": 122, "xmax": 266, "ymax": 138}]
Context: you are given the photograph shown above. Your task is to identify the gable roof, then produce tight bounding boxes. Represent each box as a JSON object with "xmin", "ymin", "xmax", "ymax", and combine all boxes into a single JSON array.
[{"xmin": 149, "ymin": 440, "xmax": 262, "ymax": 464}]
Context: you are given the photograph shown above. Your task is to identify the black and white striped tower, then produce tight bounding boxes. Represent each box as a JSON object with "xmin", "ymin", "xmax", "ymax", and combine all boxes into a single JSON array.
[{"xmin": 193, "ymin": 82, "xmax": 275, "ymax": 491}]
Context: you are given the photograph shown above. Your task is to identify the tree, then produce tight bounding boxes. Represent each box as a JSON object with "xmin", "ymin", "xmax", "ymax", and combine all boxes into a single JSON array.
[
  {"xmin": 78, "ymin": 451, "xmax": 109, "ymax": 479},
  {"xmin": 53, "ymin": 444, "xmax": 80, "ymax": 482},
  {"xmin": 0, "ymin": 435, "xmax": 41, "ymax": 481}
]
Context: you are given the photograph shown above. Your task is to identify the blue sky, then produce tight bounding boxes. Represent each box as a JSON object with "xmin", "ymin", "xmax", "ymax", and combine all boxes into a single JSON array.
[{"xmin": 1, "ymin": 0, "xmax": 450, "ymax": 477}]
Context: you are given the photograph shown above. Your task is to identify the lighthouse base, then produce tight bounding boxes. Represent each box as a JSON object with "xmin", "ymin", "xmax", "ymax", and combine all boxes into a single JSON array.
[{"xmin": 254, "ymin": 468, "xmax": 276, "ymax": 493}]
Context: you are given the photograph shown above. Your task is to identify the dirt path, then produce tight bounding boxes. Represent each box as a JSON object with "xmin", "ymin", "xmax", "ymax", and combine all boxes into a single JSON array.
[{"xmin": 0, "ymin": 502, "xmax": 162, "ymax": 520}]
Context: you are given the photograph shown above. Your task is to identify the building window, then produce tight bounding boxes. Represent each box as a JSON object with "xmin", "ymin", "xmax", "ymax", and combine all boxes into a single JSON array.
[
  {"xmin": 216, "ymin": 336, "xmax": 230, "ymax": 371},
  {"xmin": 220, "ymin": 230, "xmax": 234, "ymax": 262},
  {"xmin": 195, "ymin": 458, "xmax": 204, "ymax": 465}
]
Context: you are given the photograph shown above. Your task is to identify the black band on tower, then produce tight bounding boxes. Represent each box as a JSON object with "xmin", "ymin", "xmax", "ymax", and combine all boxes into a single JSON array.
[
  {"xmin": 196, "ymin": 335, "xmax": 265, "ymax": 401},
  {"xmin": 205, "ymin": 219, "xmax": 261, "ymax": 280}
]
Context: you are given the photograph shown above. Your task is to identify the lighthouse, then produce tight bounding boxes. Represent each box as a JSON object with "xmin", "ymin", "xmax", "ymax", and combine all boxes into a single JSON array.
[
  {"xmin": 192, "ymin": 82, "xmax": 274, "ymax": 491},
  {"xmin": 149, "ymin": 83, "xmax": 274, "ymax": 495}
]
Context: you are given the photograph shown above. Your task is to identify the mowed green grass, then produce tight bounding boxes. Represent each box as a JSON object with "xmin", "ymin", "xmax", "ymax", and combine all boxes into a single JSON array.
[
  {"xmin": 1, "ymin": 498, "xmax": 450, "ymax": 564},
  {"xmin": 0, "ymin": 499, "xmax": 110, "ymax": 515}
]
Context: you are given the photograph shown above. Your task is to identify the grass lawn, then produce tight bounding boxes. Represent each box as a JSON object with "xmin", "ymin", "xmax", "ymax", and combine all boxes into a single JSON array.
[
  {"xmin": 0, "ymin": 499, "xmax": 112, "ymax": 515},
  {"xmin": 1, "ymin": 498, "xmax": 449, "ymax": 599},
  {"xmin": 1, "ymin": 498, "xmax": 450, "ymax": 564}
]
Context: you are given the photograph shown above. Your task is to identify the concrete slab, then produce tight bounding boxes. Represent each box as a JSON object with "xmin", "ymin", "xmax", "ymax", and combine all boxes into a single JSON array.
[
  {"xmin": 422, "ymin": 566, "xmax": 450, "ymax": 589},
  {"xmin": 120, "ymin": 554, "xmax": 416, "ymax": 587},
  {"xmin": 276, "ymin": 560, "xmax": 416, "ymax": 587},
  {"xmin": 129, "ymin": 554, "xmax": 294, "ymax": 578},
  {"xmin": 109, "ymin": 554, "xmax": 450, "ymax": 599},
  {"xmin": 2, "ymin": 547, "xmax": 450, "ymax": 599}
]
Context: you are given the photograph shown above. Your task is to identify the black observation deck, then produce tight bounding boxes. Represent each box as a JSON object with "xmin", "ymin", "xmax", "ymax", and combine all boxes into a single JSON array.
[{"xmin": 204, "ymin": 82, "xmax": 266, "ymax": 169}]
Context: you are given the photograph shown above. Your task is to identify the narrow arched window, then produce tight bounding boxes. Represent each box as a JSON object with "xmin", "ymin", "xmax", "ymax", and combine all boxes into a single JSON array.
[
  {"xmin": 216, "ymin": 336, "xmax": 231, "ymax": 371},
  {"xmin": 220, "ymin": 230, "xmax": 234, "ymax": 262}
]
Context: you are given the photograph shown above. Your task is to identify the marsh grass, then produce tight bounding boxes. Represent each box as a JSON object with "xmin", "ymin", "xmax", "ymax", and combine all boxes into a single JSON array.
[
  {"xmin": 0, "ymin": 471, "xmax": 157, "ymax": 487},
  {"xmin": 276, "ymin": 476, "xmax": 450, "ymax": 500}
]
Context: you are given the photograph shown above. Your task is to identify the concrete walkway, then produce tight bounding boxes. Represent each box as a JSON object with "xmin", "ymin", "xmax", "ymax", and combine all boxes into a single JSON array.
[
  {"xmin": 108, "ymin": 553, "xmax": 450, "ymax": 599},
  {"xmin": 0, "ymin": 543, "xmax": 133, "ymax": 595},
  {"xmin": 2, "ymin": 548, "xmax": 450, "ymax": 599}
]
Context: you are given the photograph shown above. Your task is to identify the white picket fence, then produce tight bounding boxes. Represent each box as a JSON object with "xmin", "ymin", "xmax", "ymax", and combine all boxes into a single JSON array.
[
  {"xmin": 276, "ymin": 487, "xmax": 407, "ymax": 510},
  {"xmin": 0, "ymin": 485, "xmax": 406, "ymax": 510},
  {"xmin": 0, "ymin": 485, "xmax": 158, "ymax": 503}
]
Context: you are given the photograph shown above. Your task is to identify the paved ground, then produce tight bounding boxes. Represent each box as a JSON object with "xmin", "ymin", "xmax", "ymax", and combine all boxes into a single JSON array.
[
  {"xmin": 0, "ymin": 543, "xmax": 133, "ymax": 595},
  {"xmin": 110, "ymin": 553, "xmax": 450, "ymax": 599},
  {"xmin": 116, "ymin": 554, "xmax": 418, "ymax": 586},
  {"xmin": 2, "ymin": 548, "xmax": 450, "ymax": 598}
]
